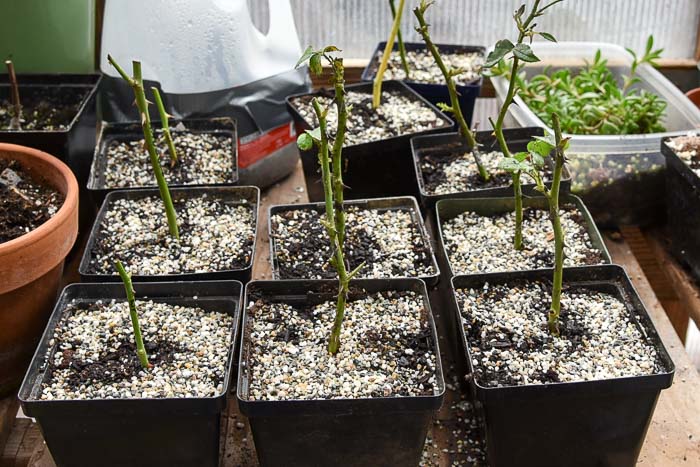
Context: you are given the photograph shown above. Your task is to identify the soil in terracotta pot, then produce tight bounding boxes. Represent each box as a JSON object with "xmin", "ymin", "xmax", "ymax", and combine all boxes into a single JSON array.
[
  {"xmin": 41, "ymin": 299, "xmax": 234, "ymax": 399},
  {"xmin": 666, "ymin": 134, "xmax": 700, "ymax": 175},
  {"xmin": 85, "ymin": 194, "xmax": 255, "ymax": 275},
  {"xmin": 245, "ymin": 289, "xmax": 438, "ymax": 400},
  {"xmin": 0, "ymin": 159, "xmax": 64, "ymax": 243},
  {"xmin": 372, "ymin": 49, "xmax": 483, "ymax": 86},
  {"xmin": 455, "ymin": 280, "xmax": 665, "ymax": 387},
  {"xmin": 292, "ymin": 88, "xmax": 447, "ymax": 146},
  {"xmin": 0, "ymin": 86, "xmax": 90, "ymax": 131},
  {"xmin": 103, "ymin": 129, "xmax": 234, "ymax": 188},
  {"xmin": 271, "ymin": 206, "xmax": 436, "ymax": 279},
  {"xmin": 419, "ymin": 145, "xmax": 554, "ymax": 196},
  {"xmin": 442, "ymin": 205, "xmax": 605, "ymax": 274}
]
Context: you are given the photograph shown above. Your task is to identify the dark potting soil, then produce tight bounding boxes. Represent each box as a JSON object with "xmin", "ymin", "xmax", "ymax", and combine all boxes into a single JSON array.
[
  {"xmin": 0, "ymin": 159, "xmax": 64, "ymax": 243},
  {"xmin": 103, "ymin": 130, "xmax": 234, "ymax": 188},
  {"xmin": 270, "ymin": 206, "xmax": 436, "ymax": 279},
  {"xmin": 456, "ymin": 281, "xmax": 663, "ymax": 388},
  {"xmin": 292, "ymin": 88, "xmax": 446, "ymax": 146},
  {"xmin": 0, "ymin": 86, "xmax": 90, "ymax": 131}
]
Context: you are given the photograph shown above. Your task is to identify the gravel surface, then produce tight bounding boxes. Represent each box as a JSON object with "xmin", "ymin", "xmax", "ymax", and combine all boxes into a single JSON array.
[
  {"xmin": 456, "ymin": 281, "xmax": 663, "ymax": 387},
  {"xmin": 86, "ymin": 194, "xmax": 255, "ymax": 276},
  {"xmin": 666, "ymin": 133, "xmax": 700, "ymax": 176},
  {"xmin": 375, "ymin": 49, "xmax": 483, "ymax": 86},
  {"xmin": 245, "ymin": 290, "xmax": 439, "ymax": 400},
  {"xmin": 271, "ymin": 205, "xmax": 437, "ymax": 279},
  {"xmin": 292, "ymin": 89, "xmax": 446, "ymax": 146},
  {"xmin": 102, "ymin": 130, "xmax": 234, "ymax": 188},
  {"xmin": 442, "ymin": 206, "xmax": 605, "ymax": 274},
  {"xmin": 41, "ymin": 299, "xmax": 234, "ymax": 400}
]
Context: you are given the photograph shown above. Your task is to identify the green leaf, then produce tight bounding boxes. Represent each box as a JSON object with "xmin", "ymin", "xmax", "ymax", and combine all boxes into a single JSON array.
[
  {"xmin": 436, "ymin": 102, "xmax": 454, "ymax": 113},
  {"xmin": 306, "ymin": 127, "xmax": 322, "ymax": 140},
  {"xmin": 514, "ymin": 151, "xmax": 529, "ymax": 162},
  {"xmin": 539, "ymin": 32, "xmax": 557, "ymax": 42},
  {"xmin": 295, "ymin": 46, "xmax": 316, "ymax": 69},
  {"xmin": 499, "ymin": 157, "xmax": 529, "ymax": 173},
  {"xmin": 645, "ymin": 35, "xmax": 654, "ymax": 55},
  {"xmin": 309, "ymin": 54, "xmax": 322, "ymax": 75},
  {"xmin": 323, "ymin": 45, "xmax": 340, "ymax": 53},
  {"xmin": 533, "ymin": 134, "xmax": 556, "ymax": 147},
  {"xmin": 513, "ymin": 43, "xmax": 540, "ymax": 63},
  {"xmin": 527, "ymin": 138, "xmax": 554, "ymax": 157},
  {"xmin": 296, "ymin": 132, "xmax": 314, "ymax": 151},
  {"xmin": 484, "ymin": 39, "xmax": 515, "ymax": 67},
  {"xmin": 531, "ymin": 152, "xmax": 545, "ymax": 167}
]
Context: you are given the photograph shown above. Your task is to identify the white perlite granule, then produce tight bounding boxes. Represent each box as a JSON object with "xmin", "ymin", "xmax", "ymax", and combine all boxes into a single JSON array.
[
  {"xmin": 457, "ymin": 282, "xmax": 661, "ymax": 387},
  {"xmin": 41, "ymin": 299, "xmax": 234, "ymax": 400},
  {"xmin": 377, "ymin": 49, "xmax": 483, "ymax": 86},
  {"xmin": 442, "ymin": 207, "xmax": 605, "ymax": 274},
  {"xmin": 246, "ymin": 291, "xmax": 439, "ymax": 401}
]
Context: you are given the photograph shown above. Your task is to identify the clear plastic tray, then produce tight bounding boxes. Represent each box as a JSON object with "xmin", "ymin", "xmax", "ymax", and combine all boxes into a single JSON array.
[{"xmin": 491, "ymin": 41, "xmax": 700, "ymax": 154}]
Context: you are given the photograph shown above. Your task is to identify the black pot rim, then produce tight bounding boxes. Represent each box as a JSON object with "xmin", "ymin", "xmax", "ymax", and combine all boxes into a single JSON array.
[
  {"xmin": 434, "ymin": 193, "xmax": 612, "ymax": 277},
  {"xmin": 661, "ymin": 135, "xmax": 700, "ymax": 191},
  {"xmin": 410, "ymin": 128, "xmax": 573, "ymax": 204},
  {"xmin": 18, "ymin": 279, "xmax": 243, "ymax": 407},
  {"xmin": 236, "ymin": 278, "xmax": 446, "ymax": 410},
  {"xmin": 0, "ymin": 73, "xmax": 102, "ymax": 134},
  {"xmin": 78, "ymin": 185, "xmax": 260, "ymax": 281},
  {"xmin": 267, "ymin": 196, "xmax": 441, "ymax": 285},
  {"xmin": 285, "ymin": 80, "xmax": 454, "ymax": 149},
  {"xmin": 87, "ymin": 116, "xmax": 240, "ymax": 191},
  {"xmin": 449, "ymin": 264, "xmax": 675, "ymax": 398},
  {"xmin": 360, "ymin": 41, "xmax": 485, "ymax": 88}
]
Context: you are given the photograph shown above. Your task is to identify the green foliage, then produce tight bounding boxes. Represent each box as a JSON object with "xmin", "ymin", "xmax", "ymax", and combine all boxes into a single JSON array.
[{"xmin": 510, "ymin": 35, "xmax": 666, "ymax": 135}]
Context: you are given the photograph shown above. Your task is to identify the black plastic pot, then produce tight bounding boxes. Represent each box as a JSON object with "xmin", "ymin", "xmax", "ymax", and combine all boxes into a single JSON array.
[
  {"xmin": 18, "ymin": 280, "xmax": 243, "ymax": 467},
  {"xmin": 434, "ymin": 194, "xmax": 611, "ymax": 278},
  {"xmin": 87, "ymin": 117, "xmax": 239, "ymax": 209},
  {"xmin": 237, "ymin": 278, "xmax": 445, "ymax": 467},
  {"xmin": 79, "ymin": 186, "xmax": 259, "ymax": 283},
  {"xmin": 410, "ymin": 127, "xmax": 572, "ymax": 213},
  {"xmin": 286, "ymin": 80, "xmax": 453, "ymax": 202},
  {"xmin": 448, "ymin": 265, "xmax": 674, "ymax": 467},
  {"xmin": 661, "ymin": 138, "xmax": 700, "ymax": 281},
  {"xmin": 361, "ymin": 41, "xmax": 484, "ymax": 126},
  {"xmin": 268, "ymin": 196, "xmax": 440, "ymax": 286},
  {"xmin": 0, "ymin": 73, "xmax": 101, "ymax": 186}
]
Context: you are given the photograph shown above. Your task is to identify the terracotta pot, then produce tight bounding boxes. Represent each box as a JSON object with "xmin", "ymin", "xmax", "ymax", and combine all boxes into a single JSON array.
[
  {"xmin": 0, "ymin": 143, "xmax": 78, "ymax": 396},
  {"xmin": 686, "ymin": 88, "xmax": 700, "ymax": 109}
]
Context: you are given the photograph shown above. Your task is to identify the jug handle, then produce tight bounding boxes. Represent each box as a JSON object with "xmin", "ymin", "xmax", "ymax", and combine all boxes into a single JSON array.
[{"xmin": 261, "ymin": 0, "xmax": 301, "ymax": 50}]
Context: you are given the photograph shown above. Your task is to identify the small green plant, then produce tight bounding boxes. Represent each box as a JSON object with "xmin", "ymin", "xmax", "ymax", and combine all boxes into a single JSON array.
[
  {"xmin": 115, "ymin": 260, "xmax": 150, "ymax": 369},
  {"xmin": 389, "ymin": 0, "xmax": 410, "ymax": 78},
  {"xmin": 151, "ymin": 87, "xmax": 178, "ymax": 166},
  {"xmin": 108, "ymin": 55, "xmax": 180, "ymax": 240},
  {"xmin": 414, "ymin": 0, "xmax": 488, "ymax": 182},
  {"xmin": 373, "ymin": 0, "xmax": 406, "ymax": 108},
  {"xmin": 496, "ymin": 35, "xmax": 666, "ymax": 135},
  {"xmin": 4, "ymin": 60, "xmax": 21, "ymax": 130},
  {"xmin": 498, "ymin": 112, "xmax": 569, "ymax": 335},
  {"xmin": 296, "ymin": 46, "xmax": 364, "ymax": 355},
  {"xmin": 484, "ymin": 0, "xmax": 562, "ymax": 251}
]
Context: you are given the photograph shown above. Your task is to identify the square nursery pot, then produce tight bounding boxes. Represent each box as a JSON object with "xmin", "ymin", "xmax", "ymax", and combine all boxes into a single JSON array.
[
  {"xmin": 361, "ymin": 41, "xmax": 485, "ymax": 126},
  {"xmin": 79, "ymin": 186, "xmax": 259, "ymax": 283},
  {"xmin": 286, "ymin": 80, "xmax": 453, "ymax": 202},
  {"xmin": 411, "ymin": 126, "xmax": 572, "ymax": 213},
  {"xmin": 87, "ymin": 117, "xmax": 239, "ymax": 209},
  {"xmin": 448, "ymin": 265, "xmax": 675, "ymax": 467},
  {"xmin": 237, "ymin": 278, "xmax": 445, "ymax": 467},
  {"xmin": 661, "ymin": 137, "xmax": 700, "ymax": 281},
  {"xmin": 435, "ymin": 193, "xmax": 611, "ymax": 278},
  {"xmin": 268, "ymin": 196, "xmax": 440, "ymax": 287},
  {"xmin": 18, "ymin": 280, "xmax": 243, "ymax": 467},
  {"xmin": 0, "ymin": 73, "xmax": 101, "ymax": 186}
]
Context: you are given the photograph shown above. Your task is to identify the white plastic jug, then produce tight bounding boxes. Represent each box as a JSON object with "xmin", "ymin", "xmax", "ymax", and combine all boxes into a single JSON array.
[{"xmin": 99, "ymin": 0, "xmax": 302, "ymax": 94}]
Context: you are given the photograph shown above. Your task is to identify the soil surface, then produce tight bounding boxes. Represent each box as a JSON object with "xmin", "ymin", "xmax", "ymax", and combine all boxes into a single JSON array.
[
  {"xmin": 270, "ymin": 205, "xmax": 436, "ymax": 279},
  {"xmin": 0, "ymin": 159, "xmax": 64, "ymax": 243},
  {"xmin": 372, "ymin": 48, "xmax": 483, "ymax": 86},
  {"xmin": 0, "ymin": 86, "xmax": 90, "ymax": 131},
  {"xmin": 292, "ymin": 88, "xmax": 447, "ymax": 146},
  {"xmin": 102, "ymin": 129, "xmax": 234, "ymax": 188},
  {"xmin": 244, "ymin": 289, "xmax": 439, "ymax": 400},
  {"xmin": 456, "ymin": 281, "xmax": 664, "ymax": 387},
  {"xmin": 42, "ymin": 299, "xmax": 234, "ymax": 400}
]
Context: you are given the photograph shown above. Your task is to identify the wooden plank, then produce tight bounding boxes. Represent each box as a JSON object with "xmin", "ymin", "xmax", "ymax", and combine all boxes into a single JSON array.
[
  {"xmin": 0, "ymin": 396, "xmax": 18, "ymax": 456},
  {"xmin": 605, "ymin": 234, "xmax": 700, "ymax": 466}
]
